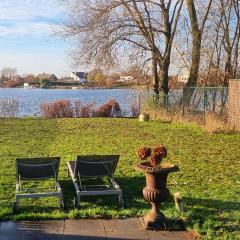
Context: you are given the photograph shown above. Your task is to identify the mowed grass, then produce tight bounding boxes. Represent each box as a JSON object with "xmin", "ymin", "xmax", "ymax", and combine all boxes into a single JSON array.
[{"xmin": 0, "ymin": 118, "xmax": 239, "ymax": 239}]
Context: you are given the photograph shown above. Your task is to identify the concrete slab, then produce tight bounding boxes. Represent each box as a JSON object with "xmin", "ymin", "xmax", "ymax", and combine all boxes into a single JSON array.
[
  {"xmin": 104, "ymin": 218, "xmax": 149, "ymax": 240},
  {"xmin": 0, "ymin": 219, "xmax": 191, "ymax": 240},
  {"xmin": 0, "ymin": 222, "xmax": 20, "ymax": 240},
  {"xmin": 103, "ymin": 218, "xmax": 144, "ymax": 232},
  {"xmin": 0, "ymin": 221, "xmax": 64, "ymax": 240},
  {"xmin": 17, "ymin": 220, "xmax": 64, "ymax": 234},
  {"xmin": 64, "ymin": 219, "xmax": 106, "ymax": 239},
  {"xmin": 105, "ymin": 230, "xmax": 149, "ymax": 240},
  {"xmin": 147, "ymin": 230, "xmax": 190, "ymax": 240}
]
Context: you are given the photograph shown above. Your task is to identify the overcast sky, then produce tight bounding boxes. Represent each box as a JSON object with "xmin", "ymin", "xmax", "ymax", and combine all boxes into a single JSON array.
[{"xmin": 0, "ymin": 0, "xmax": 76, "ymax": 77}]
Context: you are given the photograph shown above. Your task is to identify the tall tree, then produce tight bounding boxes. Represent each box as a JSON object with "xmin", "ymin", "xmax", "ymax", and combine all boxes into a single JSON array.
[
  {"xmin": 185, "ymin": 0, "xmax": 213, "ymax": 86},
  {"xmin": 59, "ymin": 0, "xmax": 183, "ymax": 95}
]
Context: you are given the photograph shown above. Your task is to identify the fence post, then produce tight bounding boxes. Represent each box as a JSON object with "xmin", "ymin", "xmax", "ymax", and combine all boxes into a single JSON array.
[
  {"xmin": 182, "ymin": 89, "xmax": 185, "ymax": 117},
  {"xmin": 203, "ymin": 87, "xmax": 207, "ymax": 122}
]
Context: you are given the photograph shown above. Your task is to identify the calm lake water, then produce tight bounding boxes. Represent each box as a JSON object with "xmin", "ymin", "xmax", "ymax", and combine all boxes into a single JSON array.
[{"xmin": 0, "ymin": 88, "xmax": 144, "ymax": 117}]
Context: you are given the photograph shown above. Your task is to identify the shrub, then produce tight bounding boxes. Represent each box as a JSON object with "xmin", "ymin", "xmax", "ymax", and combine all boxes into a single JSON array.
[
  {"xmin": 75, "ymin": 101, "xmax": 96, "ymax": 118},
  {"xmin": 40, "ymin": 98, "xmax": 122, "ymax": 118},
  {"xmin": 94, "ymin": 99, "xmax": 121, "ymax": 117},
  {"xmin": 40, "ymin": 100, "xmax": 74, "ymax": 118}
]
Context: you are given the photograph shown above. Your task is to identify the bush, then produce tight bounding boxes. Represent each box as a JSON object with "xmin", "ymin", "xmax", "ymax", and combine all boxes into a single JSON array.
[
  {"xmin": 75, "ymin": 101, "xmax": 96, "ymax": 118},
  {"xmin": 40, "ymin": 100, "xmax": 74, "ymax": 118},
  {"xmin": 94, "ymin": 99, "xmax": 121, "ymax": 117},
  {"xmin": 40, "ymin": 99, "xmax": 121, "ymax": 118}
]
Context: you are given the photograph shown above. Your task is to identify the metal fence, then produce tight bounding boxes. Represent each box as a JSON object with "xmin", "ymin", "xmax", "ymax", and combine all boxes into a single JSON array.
[{"xmin": 142, "ymin": 87, "xmax": 229, "ymax": 124}]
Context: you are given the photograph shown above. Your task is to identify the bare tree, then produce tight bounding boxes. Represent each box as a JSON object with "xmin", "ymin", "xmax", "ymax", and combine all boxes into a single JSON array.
[
  {"xmin": 59, "ymin": 0, "xmax": 183, "ymax": 95},
  {"xmin": 1, "ymin": 67, "xmax": 17, "ymax": 79}
]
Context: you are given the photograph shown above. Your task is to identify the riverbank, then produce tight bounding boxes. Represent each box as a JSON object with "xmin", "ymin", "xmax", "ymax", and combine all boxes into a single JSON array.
[{"xmin": 0, "ymin": 118, "xmax": 239, "ymax": 239}]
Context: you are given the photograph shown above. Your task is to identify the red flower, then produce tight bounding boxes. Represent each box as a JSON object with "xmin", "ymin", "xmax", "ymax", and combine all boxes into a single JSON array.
[
  {"xmin": 154, "ymin": 144, "xmax": 167, "ymax": 158},
  {"xmin": 137, "ymin": 147, "xmax": 151, "ymax": 160},
  {"xmin": 136, "ymin": 144, "xmax": 167, "ymax": 166},
  {"xmin": 150, "ymin": 152, "xmax": 163, "ymax": 166}
]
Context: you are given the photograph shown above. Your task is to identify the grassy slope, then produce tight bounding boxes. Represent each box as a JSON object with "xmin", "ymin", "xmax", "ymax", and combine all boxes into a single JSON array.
[{"xmin": 0, "ymin": 118, "xmax": 239, "ymax": 239}]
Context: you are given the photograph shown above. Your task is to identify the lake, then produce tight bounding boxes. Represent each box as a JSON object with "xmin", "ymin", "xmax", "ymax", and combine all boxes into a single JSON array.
[{"xmin": 0, "ymin": 88, "xmax": 144, "ymax": 117}]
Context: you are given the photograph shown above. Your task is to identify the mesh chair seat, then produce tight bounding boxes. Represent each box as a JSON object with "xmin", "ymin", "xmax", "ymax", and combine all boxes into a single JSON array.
[
  {"xmin": 67, "ymin": 155, "xmax": 123, "ymax": 208},
  {"xmin": 14, "ymin": 157, "xmax": 63, "ymax": 212}
]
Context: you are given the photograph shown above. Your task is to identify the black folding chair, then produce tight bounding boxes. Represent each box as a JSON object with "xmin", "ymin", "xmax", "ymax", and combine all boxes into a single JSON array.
[
  {"xmin": 15, "ymin": 157, "xmax": 63, "ymax": 211},
  {"xmin": 67, "ymin": 155, "xmax": 123, "ymax": 208}
]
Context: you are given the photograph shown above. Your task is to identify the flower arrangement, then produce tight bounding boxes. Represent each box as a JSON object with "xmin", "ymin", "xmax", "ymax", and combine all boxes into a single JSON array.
[{"xmin": 136, "ymin": 144, "xmax": 167, "ymax": 166}]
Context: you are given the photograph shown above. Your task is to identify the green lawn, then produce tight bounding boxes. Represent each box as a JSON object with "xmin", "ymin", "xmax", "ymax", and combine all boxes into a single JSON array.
[{"xmin": 0, "ymin": 118, "xmax": 239, "ymax": 239}]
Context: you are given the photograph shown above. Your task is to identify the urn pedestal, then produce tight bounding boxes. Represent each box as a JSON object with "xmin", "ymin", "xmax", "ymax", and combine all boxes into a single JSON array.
[{"xmin": 136, "ymin": 162, "xmax": 179, "ymax": 230}]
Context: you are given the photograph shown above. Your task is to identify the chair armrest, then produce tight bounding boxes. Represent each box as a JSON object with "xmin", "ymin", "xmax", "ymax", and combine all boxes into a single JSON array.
[
  {"xmin": 110, "ymin": 177, "xmax": 121, "ymax": 190},
  {"xmin": 67, "ymin": 161, "xmax": 78, "ymax": 181}
]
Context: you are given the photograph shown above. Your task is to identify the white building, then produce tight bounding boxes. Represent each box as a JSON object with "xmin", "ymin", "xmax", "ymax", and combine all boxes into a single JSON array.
[
  {"xmin": 117, "ymin": 75, "xmax": 135, "ymax": 83},
  {"xmin": 23, "ymin": 83, "xmax": 30, "ymax": 88},
  {"xmin": 70, "ymin": 72, "xmax": 87, "ymax": 84}
]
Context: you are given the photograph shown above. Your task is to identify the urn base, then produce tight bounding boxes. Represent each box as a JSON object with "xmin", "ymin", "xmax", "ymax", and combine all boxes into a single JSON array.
[{"xmin": 140, "ymin": 211, "xmax": 167, "ymax": 230}]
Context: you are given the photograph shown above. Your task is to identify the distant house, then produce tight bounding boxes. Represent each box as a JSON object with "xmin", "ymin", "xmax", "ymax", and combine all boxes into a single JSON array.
[
  {"xmin": 117, "ymin": 75, "xmax": 135, "ymax": 83},
  {"xmin": 23, "ymin": 83, "xmax": 30, "ymax": 88},
  {"xmin": 178, "ymin": 68, "xmax": 190, "ymax": 83},
  {"xmin": 37, "ymin": 73, "xmax": 57, "ymax": 82},
  {"xmin": 70, "ymin": 72, "xmax": 87, "ymax": 84}
]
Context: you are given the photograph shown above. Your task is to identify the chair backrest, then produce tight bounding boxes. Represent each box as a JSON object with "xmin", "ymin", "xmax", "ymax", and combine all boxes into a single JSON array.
[
  {"xmin": 75, "ymin": 155, "xmax": 119, "ymax": 178},
  {"xmin": 16, "ymin": 157, "xmax": 60, "ymax": 181}
]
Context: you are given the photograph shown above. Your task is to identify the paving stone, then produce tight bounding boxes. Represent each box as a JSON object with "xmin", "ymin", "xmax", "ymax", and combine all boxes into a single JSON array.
[
  {"xmin": 17, "ymin": 220, "xmax": 64, "ymax": 234},
  {"xmin": 147, "ymin": 230, "xmax": 190, "ymax": 240},
  {"xmin": 104, "ymin": 218, "xmax": 149, "ymax": 240},
  {"xmin": 0, "ymin": 222, "xmax": 20, "ymax": 240},
  {"xmin": 103, "ymin": 218, "xmax": 145, "ymax": 232},
  {"xmin": 105, "ymin": 230, "xmax": 149, "ymax": 240},
  {"xmin": 16, "ymin": 221, "xmax": 64, "ymax": 240},
  {"xmin": 64, "ymin": 219, "xmax": 105, "ymax": 239},
  {"xmin": 63, "ymin": 234, "xmax": 106, "ymax": 240}
]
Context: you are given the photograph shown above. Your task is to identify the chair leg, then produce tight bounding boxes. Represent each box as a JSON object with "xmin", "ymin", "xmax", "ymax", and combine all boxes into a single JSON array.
[
  {"xmin": 74, "ymin": 194, "xmax": 80, "ymax": 209},
  {"xmin": 118, "ymin": 192, "xmax": 124, "ymax": 208},
  {"xmin": 13, "ymin": 197, "xmax": 19, "ymax": 213},
  {"xmin": 59, "ymin": 194, "xmax": 64, "ymax": 209}
]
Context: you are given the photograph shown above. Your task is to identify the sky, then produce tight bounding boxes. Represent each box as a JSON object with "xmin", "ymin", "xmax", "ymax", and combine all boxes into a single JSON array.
[{"xmin": 0, "ymin": 0, "xmax": 75, "ymax": 78}]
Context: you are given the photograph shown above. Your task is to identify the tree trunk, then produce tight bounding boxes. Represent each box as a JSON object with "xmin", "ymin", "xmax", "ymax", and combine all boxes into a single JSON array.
[
  {"xmin": 152, "ymin": 53, "xmax": 160, "ymax": 95},
  {"xmin": 160, "ymin": 64, "xmax": 170, "ymax": 95},
  {"xmin": 184, "ymin": 0, "xmax": 202, "ymax": 105}
]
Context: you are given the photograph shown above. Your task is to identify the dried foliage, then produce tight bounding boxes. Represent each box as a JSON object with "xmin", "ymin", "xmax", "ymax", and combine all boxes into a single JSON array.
[
  {"xmin": 94, "ymin": 99, "xmax": 121, "ymax": 117},
  {"xmin": 40, "ymin": 100, "xmax": 74, "ymax": 118},
  {"xmin": 74, "ymin": 101, "xmax": 96, "ymax": 118},
  {"xmin": 41, "ymin": 99, "xmax": 121, "ymax": 118},
  {"xmin": 0, "ymin": 99, "xmax": 18, "ymax": 118},
  {"xmin": 136, "ymin": 144, "xmax": 167, "ymax": 166}
]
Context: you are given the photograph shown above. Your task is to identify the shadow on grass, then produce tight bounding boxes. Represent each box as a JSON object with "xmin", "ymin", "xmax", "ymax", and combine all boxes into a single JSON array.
[
  {"xmin": 183, "ymin": 197, "xmax": 240, "ymax": 234},
  {"xmin": 7, "ymin": 172, "xmax": 239, "ymax": 235}
]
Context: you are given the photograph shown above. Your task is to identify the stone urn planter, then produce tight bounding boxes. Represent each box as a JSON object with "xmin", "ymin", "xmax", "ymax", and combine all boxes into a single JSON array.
[{"xmin": 135, "ymin": 145, "xmax": 179, "ymax": 230}]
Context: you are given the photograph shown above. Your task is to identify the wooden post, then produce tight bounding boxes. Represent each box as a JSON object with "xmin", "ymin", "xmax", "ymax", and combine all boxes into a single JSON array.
[{"xmin": 228, "ymin": 79, "xmax": 240, "ymax": 130}]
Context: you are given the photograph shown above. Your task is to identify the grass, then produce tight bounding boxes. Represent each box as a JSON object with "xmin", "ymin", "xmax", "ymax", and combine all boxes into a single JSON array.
[{"xmin": 0, "ymin": 118, "xmax": 239, "ymax": 239}]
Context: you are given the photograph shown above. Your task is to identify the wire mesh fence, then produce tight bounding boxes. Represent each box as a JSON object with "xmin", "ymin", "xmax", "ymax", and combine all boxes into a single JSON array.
[{"xmin": 140, "ymin": 87, "xmax": 229, "ymax": 124}]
